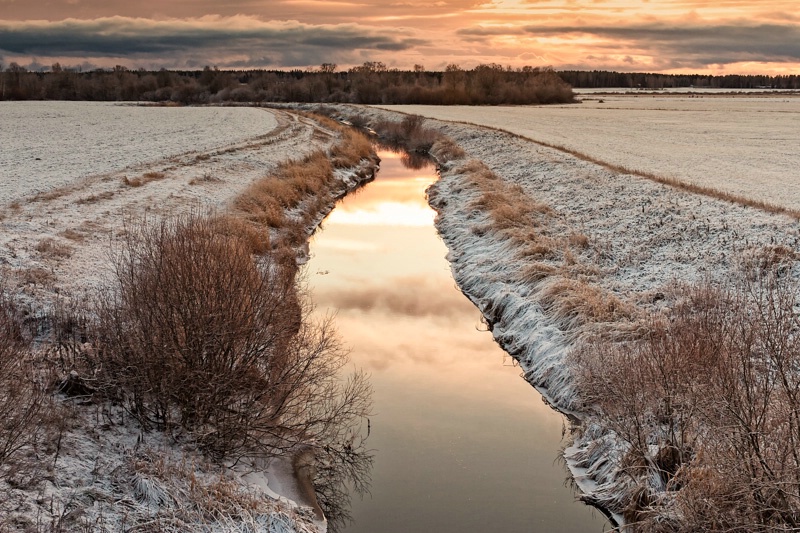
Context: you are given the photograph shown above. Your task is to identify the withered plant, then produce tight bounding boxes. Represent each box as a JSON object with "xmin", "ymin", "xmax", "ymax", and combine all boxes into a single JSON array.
[
  {"xmin": 93, "ymin": 214, "xmax": 371, "ymax": 463},
  {"xmin": 0, "ymin": 284, "xmax": 49, "ymax": 467}
]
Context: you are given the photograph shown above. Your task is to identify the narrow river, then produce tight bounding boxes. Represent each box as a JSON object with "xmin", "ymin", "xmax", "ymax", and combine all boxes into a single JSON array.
[{"xmin": 307, "ymin": 150, "xmax": 607, "ymax": 532}]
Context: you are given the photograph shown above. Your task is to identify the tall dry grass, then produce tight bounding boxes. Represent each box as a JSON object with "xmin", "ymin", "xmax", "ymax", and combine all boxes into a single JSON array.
[
  {"xmin": 235, "ymin": 120, "xmax": 374, "ymax": 249},
  {"xmin": 572, "ymin": 271, "xmax": 800, "ymax": 531},
  {"xmin": 445, "ymin": 157, "xmax": 633, "ymax": 332},
  {"xmin": 0, "ymin": 283, "xmax": 50, "ymax": 468}
]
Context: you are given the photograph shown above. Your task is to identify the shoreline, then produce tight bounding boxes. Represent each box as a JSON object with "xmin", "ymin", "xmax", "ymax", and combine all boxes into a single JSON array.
[{"xmin": 0, "ymin": 106, "xmax": 378, "ymax": 532}]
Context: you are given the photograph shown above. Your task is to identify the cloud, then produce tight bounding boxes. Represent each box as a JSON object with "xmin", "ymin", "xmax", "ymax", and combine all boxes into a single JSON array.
[
  {"xmin": 0, "ymin": 16, "xmax": 428, "ymax": 68},
  {"xmin": 458, "ymin": 21, "xmax": 800, "ymax": 67},
  {"xmin": 315, "ymin": 275, "xmax": 476, "ymax": 319}
]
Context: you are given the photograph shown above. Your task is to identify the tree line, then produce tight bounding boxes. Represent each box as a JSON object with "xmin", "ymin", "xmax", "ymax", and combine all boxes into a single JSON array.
[
  {"xmin": 0, "ymin": 62, "xmax": 574, "ymax": 105},
  {"xmin": 559, "ymin": 69, "xmax": 800, "ymax": 90}
]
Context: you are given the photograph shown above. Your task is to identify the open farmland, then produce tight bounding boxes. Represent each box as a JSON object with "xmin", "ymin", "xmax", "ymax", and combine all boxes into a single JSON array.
[
  {"xmin": 381, "ymin": 94, "xmax": 800, "ymax": 212},
  {"xmin": 0, "ymin": 102, "xmax": 380, "ymax": 532},
  {"xmin": 0, "ymin": 103, "xmax": 336, "ymax": 299}
]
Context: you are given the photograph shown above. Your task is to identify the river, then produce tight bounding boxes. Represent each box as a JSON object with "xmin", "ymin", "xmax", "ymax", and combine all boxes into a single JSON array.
[{"xmin": 307, "ymin": 150, "xmax": 607, "ymax": 532}]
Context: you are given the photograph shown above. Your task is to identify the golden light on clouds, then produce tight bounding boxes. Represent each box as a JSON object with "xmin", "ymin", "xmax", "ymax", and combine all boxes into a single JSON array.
[{"xmin": 0, "ymin": 0, "xmax": 798, "ymax": 74}]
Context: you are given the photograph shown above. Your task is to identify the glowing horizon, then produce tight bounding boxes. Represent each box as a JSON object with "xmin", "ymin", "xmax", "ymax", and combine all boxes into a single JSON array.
[{"xmin": 1, "ymin": 1, "xmax": 798, "ymax": 76}]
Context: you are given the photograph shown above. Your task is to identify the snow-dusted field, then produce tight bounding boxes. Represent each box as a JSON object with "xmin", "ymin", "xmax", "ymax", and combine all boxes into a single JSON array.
[
  {"xmin": 0, "ymin": 103, "xmax": 334, "ymax": 300},
  {"xmin": 0, "ymin": 102, "xmax": 279, "ymax": 203},
  {"xmin": 380, "ymin": 94, "xmax": 800, "ymax": 211},
  {"xmin": 0, "ymin": 102, "xmax": 378, "ymax": 532}
]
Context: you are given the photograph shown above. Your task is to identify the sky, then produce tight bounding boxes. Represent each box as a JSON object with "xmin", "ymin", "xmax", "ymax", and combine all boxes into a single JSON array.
[{"xmin": 1, "ymin": 1, "xmax": 799, "ymax": 75}]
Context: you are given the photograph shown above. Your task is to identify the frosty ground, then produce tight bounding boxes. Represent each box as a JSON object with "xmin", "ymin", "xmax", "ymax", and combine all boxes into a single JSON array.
[
  {"xmin": 0, "ymin": 103, "xmax": 375, "ymax": 532},
  {"xmin": 319, "ymin": 97, "xmax": 800, "ymax": 525},
  {"xmin": 381, "ymin": 95, "xmax": 800, "ymax": 211}
]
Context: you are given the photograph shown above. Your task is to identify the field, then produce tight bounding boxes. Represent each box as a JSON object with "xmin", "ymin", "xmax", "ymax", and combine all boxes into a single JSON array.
[
  {"xmin": 0, "ymin": 103, "xmax": 334, "ymax": 300},
  {"xmin": 0, "ymin": 102, "xmax": 376, "ymax": 532},
  {"xmin": 381, "ymin": 94, "xmax": 800, "ymax": 211},
  {"xmin": 3, "ymin": 96, "xmax": 799, "ymax": 531}
]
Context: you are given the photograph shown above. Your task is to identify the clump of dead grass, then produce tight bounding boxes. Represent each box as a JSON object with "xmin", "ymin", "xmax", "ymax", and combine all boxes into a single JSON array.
[
  {"xmin": 59, "ymin": 228, "xmax": 85, "ymax": 242},
  {"xmin": 539, "ymin": 278, "xmax": 635, "ymax": 331},
  {"xmin": 35, "ymin": 238, "xmax": 73, "ymax": 259},
  {"xmin": 122, "ymin": 171, "xmax": 167, "ymax": 188},
  {"xmin": 17, "ymin": 266, "xmax": 56, "ymax": 287},
  {"xmin": 235, "ymin": 150, "xmax": 332, "ymax": 231},
  {"xmin": 329, "ymin": 129, "xmax": 373, "ymax": 168},
  {"xmin": 75, "ymin": 191, "xmax": 115, "ymax": 205}
]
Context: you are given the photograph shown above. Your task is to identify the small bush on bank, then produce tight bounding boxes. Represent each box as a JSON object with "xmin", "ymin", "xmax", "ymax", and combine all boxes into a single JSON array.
[{"xmin": 93, "ymin": 214, "xmax": 371, "ymax": 461}]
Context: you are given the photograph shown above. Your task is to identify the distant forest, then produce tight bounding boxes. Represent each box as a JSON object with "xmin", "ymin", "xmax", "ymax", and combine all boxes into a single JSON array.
[
  {"xmin": 559, "ymin": 70, "xmax": 800, "ymax": 90},
  {"xmin": 2, "ymin": 62, "xmax": 798, "ymax": 105},
  {"xmin": 0, "ymin": 62, "xmax": 574, "ymax": 105}
]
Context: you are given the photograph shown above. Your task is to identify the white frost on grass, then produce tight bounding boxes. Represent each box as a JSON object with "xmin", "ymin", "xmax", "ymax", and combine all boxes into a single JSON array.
[
  {"xmin": 0, "ymin": 102, "xmax": 279, "ymax": 204},
  {"xmin": 0, "ymin": 103, "xmax": 376, "ymax": 533},
  {"xmin": 336, "ymin": 102, "xmax": 800, "ymax": 521},
  {"xmin": 380, "ymin": 95, "xmax": 800, "ymax": 211},
  {"xmin": 0, "ymin": 105, "xmax": 324, "ymax": 303}
]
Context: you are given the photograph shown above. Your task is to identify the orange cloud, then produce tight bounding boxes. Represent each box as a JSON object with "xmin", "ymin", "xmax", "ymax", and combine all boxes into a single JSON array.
[{"xmin": 1, "ymin": 1, "xmax": 799, "ymax": 73}]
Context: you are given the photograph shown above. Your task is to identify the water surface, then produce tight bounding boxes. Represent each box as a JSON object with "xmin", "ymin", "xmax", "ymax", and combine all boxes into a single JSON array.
[{"xmin": 308, "ymin": 150, "xmax": 606, "ymax": 532}]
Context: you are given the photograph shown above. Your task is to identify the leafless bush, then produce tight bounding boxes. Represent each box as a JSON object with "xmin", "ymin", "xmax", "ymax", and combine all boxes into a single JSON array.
[
  {"xmin": 572, "ymin": 274, "xmax": 800, "ymax": 531},
  {"xmin": 92, "ymin": 214, "xmax": 371, "ymax": 461},
  {"xmin": 0, "ymin": 285, "xmax": 49, "ymax": 467}
]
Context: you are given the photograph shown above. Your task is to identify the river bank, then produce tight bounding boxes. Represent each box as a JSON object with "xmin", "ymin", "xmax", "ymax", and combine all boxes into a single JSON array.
[
  {"xmin": 294, "ymin": 102, "xmax": 800, "ymax": 529},
  {"xmin": 0, "ymin": 104, "xmax": 377, "ymax": 532}
]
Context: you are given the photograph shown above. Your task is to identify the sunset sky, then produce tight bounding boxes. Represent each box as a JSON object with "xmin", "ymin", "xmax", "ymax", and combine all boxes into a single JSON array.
[{"xmin": 1, "ymin": 1, "xmax": 799, "ymax": 74}]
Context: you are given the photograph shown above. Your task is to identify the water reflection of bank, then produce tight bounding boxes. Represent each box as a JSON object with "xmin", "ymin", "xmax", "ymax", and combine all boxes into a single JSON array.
[{"xmin": 308, "ymin": 150, "xmax": 606, "ymax": 532}]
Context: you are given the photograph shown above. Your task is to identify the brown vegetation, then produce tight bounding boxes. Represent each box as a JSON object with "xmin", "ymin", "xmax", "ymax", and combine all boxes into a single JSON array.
[
  {"xmin": 35, "ymin": 238, "xmax": 73, "ymax": 259},
  {"xmin": 121, "ymin": 171, "xmax": 167, "ymax": 187},
  {"xmin": 235, "ymin": 122, "xmax": 375, "ymax": 248},
  {"xmin": 91, "ymin": 214, "xmax": 371, "ymax": 462},
  {"xmin": 0, "ymin": 284, "xmax": 49, "ymax": 468},
  {"xmin": 572, "ymin": 272, "xmax": 800, "ymax": 531},
  {"xmin": 438, "ymin": 157, "xmax": 634, "ymax": 332}
]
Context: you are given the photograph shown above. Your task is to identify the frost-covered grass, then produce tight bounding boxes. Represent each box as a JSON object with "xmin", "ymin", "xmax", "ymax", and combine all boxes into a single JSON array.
[
  {"xmin": 0, "ymin": 104, "xmax": 378, "ymax": 533},
  {"xmin": 380, "ymin": 95, "xmax": 800, "ymax": 212},
  {"xmin": 326, "ymin": 102, "xmax": 800, "ymax": 529},
  {"xmin": 0, "ymin": 102, "xmax": 278, "ymax": 204}
]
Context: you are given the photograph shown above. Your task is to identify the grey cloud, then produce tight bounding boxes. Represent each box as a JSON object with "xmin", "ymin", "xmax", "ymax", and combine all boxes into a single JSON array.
[
  {"xmin": 0, "ymin": 17, "xmax": 427, "ymax": 67},
  {"xmin": 459, "ymin": 22, "xmax": 800, "ymax": 65}
]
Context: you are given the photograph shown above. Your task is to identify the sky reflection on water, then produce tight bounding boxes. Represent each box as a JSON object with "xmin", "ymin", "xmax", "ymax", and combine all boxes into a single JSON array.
[{"xmin": 307, "ymin": 151, "xmax": 606, "ymax": 533}]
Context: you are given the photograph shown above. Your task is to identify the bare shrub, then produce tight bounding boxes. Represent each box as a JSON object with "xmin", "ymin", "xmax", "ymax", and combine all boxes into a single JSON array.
[
  {"xmin": 93, "ymin": 214, "xmax": 371, "ymax": 461},
  {"xmin": 573, "ymin": 274, "xmax": 800, "ymax": 530},
  {"xmin": 0, "ymin": 286, "xmax": 49, "ymax": 467},
  {"xmin": 208, "ymin": 215, "xmax": 271, "ymax": 255}
]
